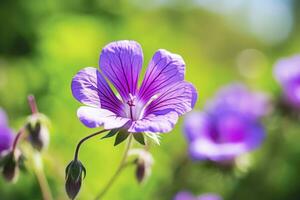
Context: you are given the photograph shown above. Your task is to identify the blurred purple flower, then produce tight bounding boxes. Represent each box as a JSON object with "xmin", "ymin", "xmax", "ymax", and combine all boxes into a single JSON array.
[
  {"xmin": 174, "ymin": 191, "xmax": 222, "ymax": 200},
  {"xmin": 0, "ymin": 108, "xmax": 14, "ymax": 155},
  {"xmin": 274, "ymin": 55, "xmax": 300, "ymax": 108},
  {"xmin": 184, "ymin": 84, "xmax": 269, "ymax": 161},
  {"xmin": 72, "ymin": 40, "xmax": 197, "ymax": 133}
]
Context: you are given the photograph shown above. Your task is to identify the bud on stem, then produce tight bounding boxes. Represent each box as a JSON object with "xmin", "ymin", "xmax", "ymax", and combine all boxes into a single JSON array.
[
  {"xmin": 65, "ymin": 160, "xmax": 86, "ymax": 200},
  {"xmin": 1, "ymin": 149, "xmax": 24, "ymax": 183}
]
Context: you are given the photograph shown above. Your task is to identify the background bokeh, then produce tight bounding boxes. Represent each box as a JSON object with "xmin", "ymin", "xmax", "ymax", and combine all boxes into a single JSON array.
[{"xmin": 1, "ymin": 0, "xmax": 300, "ymax": 199}]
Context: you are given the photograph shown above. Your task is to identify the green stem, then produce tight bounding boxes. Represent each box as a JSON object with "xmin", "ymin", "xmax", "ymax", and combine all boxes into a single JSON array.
[
  {"xmin": 74, "ymin": 130, "xmax": 108, "ymax": 161},
  {"xmin": 33, "ymin": 153, "xmax": 53, "ymax": 200},
  {"xmin": 95, "ymin": 135, "xmax": 133, "ymax": 200}
]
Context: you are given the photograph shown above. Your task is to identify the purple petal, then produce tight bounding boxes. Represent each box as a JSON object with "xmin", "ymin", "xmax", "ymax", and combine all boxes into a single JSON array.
[
  {"xmin": 71, "ymin": 67, "xmax": 124, "ymax": 115},
  {"xmin": 185, "ymin": 111, "xmax": 265, "ymax": 161},
  {"xmin": 274, "ymin": 55, "xmax": 300, "ymax": 84},
  {"xmin": 206, "ymin": 83, "xmax": 270, "ymax": 119},
  {"xmin": 0, "ymin": 127, "xmax": 14, "ymax": 154},
  {"xmin": 282, "ymin": 79, "xmax": 300, "ymax": 107},
  {"xmin": 0, "ymin": 109, "xmax": 14, "ymax": 154},
  {"xmin": 77, "ymin": 106, "xmax": 130, "ymax": 129},
  {"xmin": 145, "ymin": 81, "xmax": 197, "ymax": 117},
  {"xmin": 184, "ymin": 112, "xmax": 211, "ymax": 143},
  {"xmin": 99, "ymin": 40, "xmax": 143, "ymax": 101},
  {"xmin": 128, "ymin": 111, "xmax": 178, "ymax": 133},
  {"xmin": 139, "ymin": 49, "xmax": 185, "ymax": 103},
  {"xmin": 173, "ymin": 191, "xmax": 195, "ymax": 200},
  {"xmin": 197, "ymin": 194, "xmax": 223, "ymax": 200}
]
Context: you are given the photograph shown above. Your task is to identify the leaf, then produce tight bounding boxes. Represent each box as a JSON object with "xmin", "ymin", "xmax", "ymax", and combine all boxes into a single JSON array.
[
  {"xmin": 133, "ymin": 133, "xmax": 145, "ymax": 145},
  {"xmin": 114, "ymin": 130, "xmax": 130, "ymax": 146},
  {"xmin": 101, "ymin": 129, "xmax": 119, "ymax": 140}
]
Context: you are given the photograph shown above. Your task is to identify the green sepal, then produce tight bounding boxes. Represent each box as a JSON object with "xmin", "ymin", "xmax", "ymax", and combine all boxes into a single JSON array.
[
  {"xmin": 144, "ymin": 132, "xmax": 161, "ymax": 145},
  {"xmin": 101, "ymin": 129, "xmax": 119, "ymax": 140},
  {"xmin": 114, "ymin": 130, "xmax": 130, "ymax": 146},
  {"xmin": 18, "ymin": 155, "xmax": 27, "ymax": 172},
  {"xmin": 65, "ymin": 160, "xmax": 85, "ymax": 182},
  {"xmin": 133, "ymin": 133, "xmax": 145, "ymax": 145},
  {"xmin": 0, "ymin": 153, "xmax": 11, "ymax": 168}
]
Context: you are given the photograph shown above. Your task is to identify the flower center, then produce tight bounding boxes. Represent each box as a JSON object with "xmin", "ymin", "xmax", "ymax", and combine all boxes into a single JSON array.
[
  {"xmin": 122, "ymin": 93, "xmax": 159, "ymax": 121},
  {"xmin": 127, "ymin": 94, "xmax": 137, "ymax": 120}
]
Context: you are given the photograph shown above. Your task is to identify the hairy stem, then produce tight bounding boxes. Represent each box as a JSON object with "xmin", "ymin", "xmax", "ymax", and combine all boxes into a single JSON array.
[
  {"xmin": 95, "ymin": 135, "xmax": 133, "ymax": 200},
  {"xmin": 12, "ymin": 127, "xmax": 25, "ymax": 153},
  {"xmin": 33, "ymin": 153, "xmax": 53, "ymax": 200},
  {"xmin": 74, "ymin": 129, "xmax": 108, "ymax": 161}
]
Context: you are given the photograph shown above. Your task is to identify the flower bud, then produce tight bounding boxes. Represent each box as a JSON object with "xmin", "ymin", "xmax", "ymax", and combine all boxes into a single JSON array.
[
  {"xmin": 136, "ymin": 159, "xmax": 146, "ymax": 183},
  {"xmin": 26, "ymin": 114, "xmax": 50, "ymax": 152},
  {"xmin": 129, "ymin": 149, "xmax": 153, "ymax": 184},
  {"xmin": 65, "ymin": 160, "xmax": 86, "ymax": 200},
  {"xmin": 0, "ymin": 149, "xmax": 24, "ymax": 183}
]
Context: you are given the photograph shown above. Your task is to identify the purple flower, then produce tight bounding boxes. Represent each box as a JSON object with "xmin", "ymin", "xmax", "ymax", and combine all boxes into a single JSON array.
[
  {"xmin": 184, "ymin": 84, "xmax": 268, "ymax": 161},
  {"xmin": 72, "ymin": 40, "xmax": 197, "ymax": 134},
  {"xmin": 0, "ymin": 108, "xmax": 14, "ymax": 155},
  {"xmin": 174, "ymin": 191, "xmax": 222, "ymax": 200},
  {"xmin": 274, "ymin": 55, "xmax": 300, "ymax": 108}
]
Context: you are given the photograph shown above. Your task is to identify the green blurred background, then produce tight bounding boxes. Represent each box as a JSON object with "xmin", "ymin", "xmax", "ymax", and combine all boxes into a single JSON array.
[{"xmin": 1, "ymin": 0, "xmax": 300, "ymax": 199}]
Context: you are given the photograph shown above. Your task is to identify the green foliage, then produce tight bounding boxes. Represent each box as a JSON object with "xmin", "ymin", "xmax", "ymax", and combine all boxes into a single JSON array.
[
  {"xmin": 133, "ymin": 133, "xmax": 145, "ymax": 145},
  {"xmin": 0, "ymin": 1, "xmax": 300, "ymax": 200}
]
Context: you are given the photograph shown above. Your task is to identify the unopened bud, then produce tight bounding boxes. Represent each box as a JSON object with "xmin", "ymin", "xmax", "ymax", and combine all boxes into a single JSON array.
[
  {"xmin": 65, "ymin": 160, "xmax": 86, "ymax": 199},
  {"xmin": 1, "ymin": 150, "xmax": 24, "ymax": 183},
  {"xmin": 26, "ymin": 114, "xmax": 50, "ymax": 152},
  {"xmin": 129, "ymin": 149, "xmax": 153, "ymax": 184},
  {"xmin": 136, "ymin": 159, "xmax": 146, "ymax": 183}
]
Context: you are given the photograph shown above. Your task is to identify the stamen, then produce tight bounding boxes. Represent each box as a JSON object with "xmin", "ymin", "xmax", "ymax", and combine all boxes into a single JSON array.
[{"xmin": 127, "ymin": 93, "xmax": 136, "ymax": 120}]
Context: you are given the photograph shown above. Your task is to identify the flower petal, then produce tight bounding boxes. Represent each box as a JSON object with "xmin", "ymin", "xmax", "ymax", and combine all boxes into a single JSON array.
[
  {"xmin": 185, "ymin": 111, "xmax": 265, "ymax": 161},
  {"xmin": 198, "ymin": 194, "xmax": 223, "ymax": 200},
  {"xmin": 99, "ymin": 40, "xmax": 143, "ymax": 101},
  {"xmin": 71, "ymin": 67, "xmax": 124, "ymax": 115},
  {"xmin": 184, "ymin": 112, "xmax": 210, "ymax": 143},
  {"xmin": 77, "ymin": 106, "xmax": 130, "ymax": 129},
  {"xmin": 274, "ymin": 55, "xmax": 300, "ymax": 84},
  {"xmin": 0, "ymin": 127, "xmax": 14, "ymax": 154},
  {"xmin": 174, "ymin": 191, "xmax": 195, "ymax": 200},
  {"xmin": 145, "ymin": 81, "xmax": 197, "ymax": 117},
  {"xmin": 128, "ymin": 111, "xmax": 178, "ymax": 133},
  {"xmin": 189, "ymin": 123, "xmax": 265, "ymax": 161},
  {"xmin": 139, "ymin": 49, "xmax": 185, "ymax": 102},
  {"xmin": 206, "ymin": 83, "xmax": 271, "ymax": 119}
]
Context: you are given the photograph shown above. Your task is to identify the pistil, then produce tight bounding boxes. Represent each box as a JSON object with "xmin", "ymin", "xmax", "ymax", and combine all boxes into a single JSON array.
[{"xmin": 127, "ymin": 94, "xmax": 136, "ymax": 120}]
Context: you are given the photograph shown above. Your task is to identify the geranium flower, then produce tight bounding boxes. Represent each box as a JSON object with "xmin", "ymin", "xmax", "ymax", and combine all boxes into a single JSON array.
[
  {"xmin": 0, "ymin": 108, "xmax": 14, "ymax": 155},
  {"xmin": 72, "ymin": 40, "xmax": 197, "ymax": 134},
  {"xmin": 184, "ymin": 84, "xmax": 269, "ymax": 161},
  {"xmin": 274, "ymin": 55, "xmax": 300, "ymax": 108},
  {"xmin": 174, "ymin": 191, "xmax": 222, "ymax": 200}
]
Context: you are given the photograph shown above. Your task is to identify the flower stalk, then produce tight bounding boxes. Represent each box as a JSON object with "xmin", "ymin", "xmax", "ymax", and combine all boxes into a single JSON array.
[
  {"xmin": 12, "ymin": 127, "xmax": 25, "ymax": 153},
  {"xmin": 95, "ymin": 134, "xmax": 133, "ymax": 200},
  {"xmin": 74, "ymin": 130, "xmax": 108, "ymax": 161},
  {"xmin": 33, "ymin": 153, "xmax": 53, "ymax": 200}
]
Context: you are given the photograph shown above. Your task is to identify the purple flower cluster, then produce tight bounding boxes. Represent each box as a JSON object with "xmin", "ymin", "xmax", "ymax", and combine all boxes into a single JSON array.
[
  {"xmin": 0, "ymin": 108, "xmax": 14, "ymax": 155},
  {"xmin": 174, "ymin": 191, "xmax": 222, "ymax": 200},
  {"xmin": 184, "ymin": 84, "xmax": 269, "ymax": 161},
  {"xmin": 274, "ymin": 55, "xmax": 300, "ymax": 108},
  {"xmin": 72, "ymin": 40, "xmax": 197, "ymax": 134}
]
